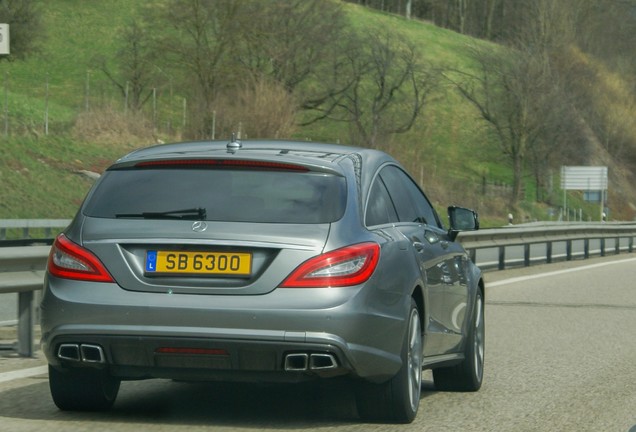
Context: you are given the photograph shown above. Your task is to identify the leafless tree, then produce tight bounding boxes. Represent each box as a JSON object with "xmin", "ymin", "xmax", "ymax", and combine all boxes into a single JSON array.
[
  {"xmin": 94, "ymin": 20, "xmax": 156, "ymax": 112},
  {"xmin": 144, "ymin": 0, "xmax": 242, "ymax": 138},
  {"xmin": 307, "ymin": 29, "xmax": 437, "ymax": 148},
  {"xmin": 233, "ymin": 0, "xmax": 360, "ymax": 123},
  {"xmin": 443, "ymin": 0, "xmax": 591, "ymax": 207},
  {"xmin": 144, "ymin": 0, "xmax": 351, "ymax": 138},
  {"xmin": 235, "ymin": 0, "xmax": 348, "ymax": 94},
  {"xmin": 445, "ymin": 43, "xmax": 567, "ymax": 206}
]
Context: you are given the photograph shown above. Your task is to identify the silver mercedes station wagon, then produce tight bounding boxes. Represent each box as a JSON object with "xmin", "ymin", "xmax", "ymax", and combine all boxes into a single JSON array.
[{"xmin": 41, "ymin": 139, "xmax": 484, "ymax": 423}]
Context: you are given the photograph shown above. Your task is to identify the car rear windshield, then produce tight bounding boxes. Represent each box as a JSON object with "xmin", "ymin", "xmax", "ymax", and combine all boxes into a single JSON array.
[{"xmin": 82, "ymin": 167, "xmax": 347, "ymax": 224}]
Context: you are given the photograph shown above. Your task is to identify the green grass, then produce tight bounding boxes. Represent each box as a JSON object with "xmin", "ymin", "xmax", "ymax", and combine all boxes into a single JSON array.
[
  {"xmin": 9, "ymin": 1, "xmax": 142, "ymax": 106},
  {"xmin": 0, "ymin": 136, "xmax": 137, "ymax": 218},
  {"xmin": 0, "ymin": 1, "xmax": 584, "ymax": 227}
]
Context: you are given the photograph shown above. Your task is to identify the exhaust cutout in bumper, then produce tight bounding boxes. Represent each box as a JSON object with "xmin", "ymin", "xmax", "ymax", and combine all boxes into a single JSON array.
[{"xmin": 57, "ymin": 343, "xmax": 106, "ymax": 364}]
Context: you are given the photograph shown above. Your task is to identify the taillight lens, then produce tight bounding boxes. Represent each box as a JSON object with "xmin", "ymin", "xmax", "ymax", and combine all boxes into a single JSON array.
[
  {"xmin": 47, "ymin": 234, "xmax": 114, "ymax": 282},
  {"xmin": 279, "ymin": 242, "xmax": 380, "ymax": 288}
]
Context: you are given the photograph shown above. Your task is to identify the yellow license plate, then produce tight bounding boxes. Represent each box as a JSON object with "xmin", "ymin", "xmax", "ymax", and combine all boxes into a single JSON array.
[{"xmin": 145, "ymin": 250, "xmax": 252, "ymax": 276}]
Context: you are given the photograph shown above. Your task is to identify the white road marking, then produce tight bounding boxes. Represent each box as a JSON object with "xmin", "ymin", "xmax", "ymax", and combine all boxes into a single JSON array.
[
  {"xmin": 487, "ymin": 257, "xmax": 636, "ymax": 287},
  {"xmin": 0, "ymin": 365, "xmax": 47, "ymax": 384}
]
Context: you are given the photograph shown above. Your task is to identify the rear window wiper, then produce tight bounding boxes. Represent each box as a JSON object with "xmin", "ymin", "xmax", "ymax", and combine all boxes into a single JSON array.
[{"xmin": 115, "ymin": 207, "xmax": 207, "ymax": 220}]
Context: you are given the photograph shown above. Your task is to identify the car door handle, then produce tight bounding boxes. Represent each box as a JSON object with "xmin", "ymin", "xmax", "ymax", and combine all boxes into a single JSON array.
[{"xmin": 440, "ymin": 241, "xmax": 449, "ymax": 250}]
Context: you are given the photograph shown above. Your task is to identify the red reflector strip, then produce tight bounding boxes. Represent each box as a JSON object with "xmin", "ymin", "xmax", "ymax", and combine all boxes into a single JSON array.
[
  {"xmin": 155, "ymin": 347, "xmax": 229, "ymax": 356},
  {"xmin": 135, "ymin": 159, "xmax": 308, "ymax": 172}
]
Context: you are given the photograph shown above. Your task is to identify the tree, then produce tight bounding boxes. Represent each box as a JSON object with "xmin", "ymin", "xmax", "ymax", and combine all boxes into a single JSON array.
[
  {"xmin": 144, "ymin": 0, "xmax": 241, "ymax": 138},
  {"xmin": 236, "ymin": 0, "xmax": 347, "ymax": 93},
  {"xmin": 94, "ymin": 20, "xmax": 156, "ymax": 112},
  {"xmin": 444, "ymin": 0, "xmax": 589, "ymax": 207},
  {"xmin": 446, "ymin": 43, "xmax": 563, "ymax": 206},
  {"xmin": 308, "ymin": 29, "xmax": 437, "ymax": 148},
  {"xmin": 0, "ymin": 0, "xmax": 43, "ymax": 60},
  {"xmin": 234, "ymin": 0, "xmax": 355, "ymax": 117},
  {"xmin": 143, "ymin": 0, "xmax": 354, "ymax": 139}
]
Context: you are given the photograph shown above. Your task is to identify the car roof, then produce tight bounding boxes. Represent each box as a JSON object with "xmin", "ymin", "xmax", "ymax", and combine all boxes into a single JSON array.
[{"xmin": 110, "ymin": 139, "xmax": 400, "ymax": 179}]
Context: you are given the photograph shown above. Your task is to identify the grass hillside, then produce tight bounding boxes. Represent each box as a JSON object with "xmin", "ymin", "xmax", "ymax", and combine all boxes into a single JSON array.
[{"xmin": 0, "ymin": 1, "xmax": 632, "ymax": 226}]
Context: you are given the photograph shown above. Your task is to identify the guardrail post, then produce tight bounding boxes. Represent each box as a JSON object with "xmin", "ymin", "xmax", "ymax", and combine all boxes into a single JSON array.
[
  {"xmin": 584, "ymin": 239, "xmax": 590, "ymax": 259},
  {"xmin": 498, "ymin": 246, "xmax": 506, "ymax": 270},
  {"xmin": 566, "ymin": 240, "xmax": 572, "ymax": 261},
  {"xmin": 615, "ymin": 238, "xmax": 620, "ymax": 254},
  {"xmin": 600, "ymin": 238, "xmax": 606, "ymax": 257},
  {"xmin": 630, "ymin": 237, "xmax": 634, "ymax": 253},
  {"xmin": 546, "ymin": 242, "xmax": 553, "ymax": 264},
  {"xmin": 524, "ymin": 244, "xmax": 530, "ymax": 267},
  {"xmin": 17, "ymin": 291, "xmax": 34, "ymax": 357}
]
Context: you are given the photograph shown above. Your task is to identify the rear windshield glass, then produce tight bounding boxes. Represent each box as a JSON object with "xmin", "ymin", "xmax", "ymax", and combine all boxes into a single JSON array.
[{"xmin": 82, "ymin": 168, "xmax": 347, "ymax": 224}]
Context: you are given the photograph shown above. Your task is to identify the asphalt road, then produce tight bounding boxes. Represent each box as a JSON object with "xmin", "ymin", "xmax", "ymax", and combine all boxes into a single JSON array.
[{"xmin": 0, "ymin": 255, "xmax": 634, "ymax": 431}]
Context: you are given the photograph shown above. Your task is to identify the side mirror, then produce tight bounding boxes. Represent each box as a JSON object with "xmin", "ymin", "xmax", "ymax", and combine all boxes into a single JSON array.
[{"xmin": 447, "ymin": 206, "xmax": 479, "ymax": 241}]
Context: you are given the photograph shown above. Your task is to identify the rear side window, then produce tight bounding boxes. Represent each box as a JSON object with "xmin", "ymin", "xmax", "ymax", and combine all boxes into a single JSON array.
[
  {"xmin": 82, "ymin": 168, "xmax": 347, "ymax": 224},
  {"xmin": 366, "ymin": 177, "xmax": 399, "ymax": 226},
  {"xmin": 378, "ymin": 165, "xmax": 441, "ymax": 228}
]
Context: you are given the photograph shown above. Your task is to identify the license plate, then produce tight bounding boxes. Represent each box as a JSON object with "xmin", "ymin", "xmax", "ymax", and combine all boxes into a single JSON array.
[{"xmin": 145, "ymin": 250, "xmax": 252, "ymax": 276}]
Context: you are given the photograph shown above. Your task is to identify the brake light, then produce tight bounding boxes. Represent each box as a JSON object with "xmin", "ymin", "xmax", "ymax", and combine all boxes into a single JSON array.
[
  {"xmin": 48, "ymin": 234, "xmax": 114, "ymax": 282},
  {"xmin": 135, "ymin": 159, "xmax": 308, "ymax": 172},
  {"xmin": 279, "ymin": 242, "xmax": 380, "ymax": 288}
]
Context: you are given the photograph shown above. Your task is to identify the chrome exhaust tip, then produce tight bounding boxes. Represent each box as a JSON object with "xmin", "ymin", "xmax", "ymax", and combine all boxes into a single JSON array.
[
  {"xmin": 309, "ymin": 353, "xmax": 338, "ymax": 370},
  {"xmin": 284, "ymin": 353, "xmax": 309, "ymax": 371},
  {"xmin": 80, "ymin": 344, "xmax": 106, "ymax": 364},
  {"xmin": 57, "ymin": 344, "xmax": 81, "ymax": 362}
]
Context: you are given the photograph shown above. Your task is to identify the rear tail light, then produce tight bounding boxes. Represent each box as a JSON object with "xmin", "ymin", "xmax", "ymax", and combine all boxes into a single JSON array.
[
  {"xmin": 279, "ymin": 242, "xmax": 380, "ymax": 288},
  {"xmin": 48, "ymin": 234, "xmax": 114, "ymax": 283}
]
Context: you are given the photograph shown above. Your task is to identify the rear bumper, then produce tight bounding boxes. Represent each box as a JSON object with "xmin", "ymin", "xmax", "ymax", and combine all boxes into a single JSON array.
[
  {"xmin": 41, "ymin": 276, "xmax": 407, "ymax": 383},
  {"xmin": 44, "ymin": 333, "xmax": 353, "ymax": 382}
]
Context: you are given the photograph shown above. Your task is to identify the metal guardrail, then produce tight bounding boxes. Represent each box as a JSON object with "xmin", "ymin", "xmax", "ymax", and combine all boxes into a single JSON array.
[
  {"xmin": 458, "ymin": 222, "xmax": 636, "ymax": 270},
  {"xmin": 0, "ymin": 219, "xmax": 71, "ymax": 241},
  {"xmin": 0, "ymin": 246, "xmax": 50, "ymax": 356},
  {"xmin": 0, "ymin": 220, "xmax": 635, "ymax": 357},
  {"xmin": 0, "ymin": 219, "xmax": 69, "ymax": 356}
]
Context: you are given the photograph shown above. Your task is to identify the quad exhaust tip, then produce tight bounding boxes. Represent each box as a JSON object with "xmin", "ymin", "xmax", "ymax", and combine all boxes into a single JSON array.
[
  {"xmin": 309, "ymin": 353, "xmax": 338, "ymax": 370},
  {"xmin": 57, "ymin": 343, "xmax": 106, "ymax": 364},
  {"xmin": 284, "ymin": 353, "xmax": 338, "ymax": 371}
]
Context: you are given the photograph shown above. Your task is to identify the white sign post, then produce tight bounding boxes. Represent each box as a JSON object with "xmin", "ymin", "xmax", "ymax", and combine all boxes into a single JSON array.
[
  {"xmin": 0, "ymin": 24, "xmax": 9, "ymax": 55},
  {"xmin": 560, "ymin": 166, "xmax": 608, "ymax": 221}
]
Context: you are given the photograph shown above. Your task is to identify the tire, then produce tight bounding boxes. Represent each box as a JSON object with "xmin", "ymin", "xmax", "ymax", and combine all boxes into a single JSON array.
[
  {"xmin": 433, "ymin": 288, "xmax": 484, "ymax": 391},
  {"xmin": 356, "ymin": 299, "xmax": 423, "ymax": 423},
  {"xmin": 48, "ymin": 365, "xmax": 120, "ymax": 411}
]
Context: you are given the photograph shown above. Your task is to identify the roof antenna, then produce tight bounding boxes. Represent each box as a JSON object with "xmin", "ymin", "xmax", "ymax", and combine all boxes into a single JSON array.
[{"xmin": 227, "ymin": 132, "xmax": 242, "ymax": 152}]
